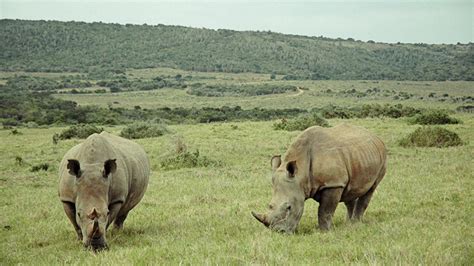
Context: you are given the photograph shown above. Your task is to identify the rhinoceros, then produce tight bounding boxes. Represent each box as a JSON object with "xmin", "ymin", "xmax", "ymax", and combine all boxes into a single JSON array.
[
  {"xmin": 252, "ymin": 124, "xmax": 387, "ymax": 233},
  {"xmin": 58, "ymin": 131, "xmax": 150, "ymax": 250}
]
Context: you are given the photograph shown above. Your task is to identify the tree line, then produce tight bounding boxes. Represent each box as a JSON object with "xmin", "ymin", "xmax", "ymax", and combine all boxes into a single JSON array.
[{"xmin": 1, "ymin": 19, "xmax": 472, "ymax": 81}]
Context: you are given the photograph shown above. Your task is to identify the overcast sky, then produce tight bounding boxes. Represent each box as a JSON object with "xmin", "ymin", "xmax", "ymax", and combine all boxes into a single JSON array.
[{"xmin": 1, "ymin": 0, "xmax": 472, "ymax": 44}]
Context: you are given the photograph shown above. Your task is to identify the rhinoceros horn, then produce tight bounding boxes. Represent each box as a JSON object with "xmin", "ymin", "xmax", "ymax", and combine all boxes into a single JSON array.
[
  {"xmin": 88, "ymin": 208, "xmax": 98, "ymax": 220},
  {"xmin": 251, "ymin": 211, "xmax": 269, "ymax": 227},
  {"xmin": 92, "ymin": 219, "xmax": 99, "ymax": 237}
]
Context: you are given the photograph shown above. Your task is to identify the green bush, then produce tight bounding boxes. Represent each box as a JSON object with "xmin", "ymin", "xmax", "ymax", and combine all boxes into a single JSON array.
[
  {"xmin": 120, "ymin": 122, "xmax": 169, "ymax": 139},
  {"xmin": 31, "ymin": 163, "xmax": 49, "ymax": 172},
  {"xmin": 456, "ymin": 105, "xmax": 474, "ymax": 113},
  {"xmin": 409, "ymin": 110, "xmax": 461, "ymax": 125},
  {"xmin": 25, "ymin": 122, "xmax": 39, "ymax": 128},
  {"xmin": 187, "ymin": 84, "xmax": 297, "ymax": 97},
  {"xmin": 9, "ymin": 129, "xmax": 22, "ymax": 135},
  {"xmin": 399, "ymin": 127, "xmax": 463, "ymax": 148},
  {"xmin": 160, "ymin": 137, "xmax": 222, "ymax": 170},
  {"xmin": 58, "ymin": 124, "xmax": 104, "ymax": 139},
  {"xmin": 160, "ymin": 149, "xmax": 222, "ymax": 170},
  {"xmin": 319, "ymin": 104, "xmax": 421, "ymax": 119},
  {"xmin": 273, "ymin": 113, "xmax": 329, "ymax": 131},
  {"xmin": 15, "ymin": 156, "xmax": 23, "ymax": 166}
]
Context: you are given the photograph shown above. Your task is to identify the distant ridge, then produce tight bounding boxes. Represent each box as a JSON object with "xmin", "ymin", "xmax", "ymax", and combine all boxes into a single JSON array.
[{"xmin": 0, "ymin": 19, "xmax": 472, "ymax": 80}]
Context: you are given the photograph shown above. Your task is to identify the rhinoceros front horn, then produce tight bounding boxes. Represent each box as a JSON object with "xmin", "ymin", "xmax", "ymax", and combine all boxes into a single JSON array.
[
  {"xmin": 92, "ymin": 219, "xmax": 99, "ymax": 236},
  {"xmin": 252, "ymin": 211, "xmax": 269, "ymax": 227}
]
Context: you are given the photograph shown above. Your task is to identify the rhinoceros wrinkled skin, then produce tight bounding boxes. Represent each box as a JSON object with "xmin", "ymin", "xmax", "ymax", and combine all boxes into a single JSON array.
[
  {"xmin": 252, "ymin": 124, "xmax": 387, "ymax": 233},
  {"xmin": 58, "ymin": 131, "xmax": 150, "ymax": 250}
]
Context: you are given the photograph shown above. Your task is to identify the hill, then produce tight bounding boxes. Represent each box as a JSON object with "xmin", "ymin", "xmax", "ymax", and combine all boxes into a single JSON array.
[{"xmin": 0, "ymin": 19, "xmax": 473, "ymax": 80}]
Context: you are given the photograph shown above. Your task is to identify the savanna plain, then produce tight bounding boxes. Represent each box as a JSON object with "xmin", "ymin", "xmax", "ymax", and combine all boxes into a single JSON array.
[{"xmin": 1, "ymin": 69, "xmax": 473, "ymax": 265}]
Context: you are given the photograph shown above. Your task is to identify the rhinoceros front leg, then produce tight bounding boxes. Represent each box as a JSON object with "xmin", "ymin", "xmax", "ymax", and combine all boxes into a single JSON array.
[
  {"xmin": 318, "ymin": 187, "xmax": 344, "ymax": 231},
  {"xmin": 62, "ymin": 202, "xmax": 82, "ymax": 240}
]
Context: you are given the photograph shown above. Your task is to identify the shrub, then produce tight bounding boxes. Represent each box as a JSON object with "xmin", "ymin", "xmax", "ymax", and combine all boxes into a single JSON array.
[
  {"xmin": 160, "ymin": 137, "xmax": 222, "ymax": 170},
  {"xmin": 160, "ymin": 149, "xmax": 222, "ymax": 170},
  {"xmin": 110, "ymin": 85, "xmax": 121, "ymax": 93},
  {"xmin": 25, "ymin": 122, "xmax": 39, "ymax": 128},
  {"xmin": 409, "ymin": 110, "xmax": 461, "ymax": 125},
  {"xmin": 9, "ymin": 129, "xmax": 22, "ymax": 135},
  {"xmin": 456, "ymin": 105, "xmax": 474, "ymax": 113},
  {"xmin": 399, "ymin": 127, "xmax": 463, "ymax": 148},
  {"xmin": 58, "ymin": 124, "xmax": 104, "ymax": 139},
  {"xmin": 52, "ymin": 133, "xmax": 60, "ymax": 145},
  {"xmin": 15, "ymin": 156, "xmax": 23, "ymax": 166},
  {"xmin": 187, "ymin": 84, "xmax": 297, "ymax": 97},
  {"xmin": 273, "ymin": 113, "xmax": 329, "ymax": 131},
  {"xmin": 31, "ymin": 163, "xmax": 50, "ymax": 172},
  {"xmin": 320, "ymin": 106, "xmax": 356, "ymax": 119},
  {"xmin": 120, "ymin": 122, "xmax": 169, "ymax": 139}
]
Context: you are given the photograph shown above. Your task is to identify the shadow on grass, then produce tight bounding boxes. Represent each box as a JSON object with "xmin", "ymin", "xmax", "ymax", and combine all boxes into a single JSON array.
[
  {"xmin": 295, "ymin": 208, "xmax": 396, "ymax": 236},
  {"xmin": 106, "ymin": 221, "xmax": 177, "ymax": 249}
]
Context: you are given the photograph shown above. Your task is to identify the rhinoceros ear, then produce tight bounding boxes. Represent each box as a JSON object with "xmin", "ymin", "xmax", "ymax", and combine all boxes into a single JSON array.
[
  {"xmin": 271, "ymin": 155, "xmax": 281, "ymax": 172},
  {"xmin": 67, "ymin": 159, "xmax": 81, "ymax": 178},
  {"xmin": 286, "ymin": 161, "xmax": 297, "ymax": 178},
  {"xmin": 103, "ymin": 159, "xmax": 117, "ymax": 178}
]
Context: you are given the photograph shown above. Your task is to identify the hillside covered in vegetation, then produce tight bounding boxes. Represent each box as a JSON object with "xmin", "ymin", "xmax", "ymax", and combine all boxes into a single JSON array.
[{"xmin": 1, "ymin": 19, "xmax": 472, "ymax": 81}]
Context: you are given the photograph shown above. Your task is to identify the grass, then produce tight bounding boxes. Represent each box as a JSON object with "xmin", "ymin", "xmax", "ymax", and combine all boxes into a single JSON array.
[
  {"xmin": 1, "ymin": 115, "xmax": 473, "ymax": 264},
  {"xmin": 1, "ymin": 68, "xmax": 473, "ymax": 263}
]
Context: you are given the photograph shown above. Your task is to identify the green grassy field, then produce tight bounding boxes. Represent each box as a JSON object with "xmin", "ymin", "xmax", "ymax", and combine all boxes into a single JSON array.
[
  {"xmin": 53, "ymin": 68, "xmax": 473, "ymax": 110},
  {"xmin": 1, "ymin": 115, "xmax": 473, "ymax": 264}
]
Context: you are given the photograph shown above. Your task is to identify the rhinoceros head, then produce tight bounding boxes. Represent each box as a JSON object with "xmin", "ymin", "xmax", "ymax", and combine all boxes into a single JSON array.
[
  {"xmin": 67, "ymin": 158, "xmax": 116, "ymax": 251},
  {"xmin": 252, "ymin": 155, "xmax": 305, "ymax": 234}
]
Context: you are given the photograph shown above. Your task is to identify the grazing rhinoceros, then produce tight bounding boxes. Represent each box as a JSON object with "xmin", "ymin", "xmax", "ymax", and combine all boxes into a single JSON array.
[
  {"xmin": 252, "ymin": 124, "xmax": 387, "ymax": 233},
  {"xmin": 58, "ymin": 131, "xmax": 150, "ymax": 250}
]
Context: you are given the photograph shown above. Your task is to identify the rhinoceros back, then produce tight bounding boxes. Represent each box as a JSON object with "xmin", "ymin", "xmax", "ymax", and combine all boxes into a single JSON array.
[{"xmin": 286, "ymin": 124, "xmax": 386, "ymax": 200}]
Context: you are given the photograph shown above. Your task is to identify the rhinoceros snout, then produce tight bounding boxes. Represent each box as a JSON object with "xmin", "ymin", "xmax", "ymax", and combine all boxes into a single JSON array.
[{"xmin": 86, "ymin": 236, "xmax": 108, "ymax": 252}]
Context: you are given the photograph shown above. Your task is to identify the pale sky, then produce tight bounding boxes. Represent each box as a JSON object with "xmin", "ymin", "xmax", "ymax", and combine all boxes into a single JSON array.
[{"xmin": 1, "ymin": 0, "xmax": 472, "ymax": 44}]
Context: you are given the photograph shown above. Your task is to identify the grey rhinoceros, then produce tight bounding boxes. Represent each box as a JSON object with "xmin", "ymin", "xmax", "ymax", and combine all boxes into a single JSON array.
[
  {"xmin": 58, "ymin": 131, "xmax": 150, "ymax": 250},
  {"xmin": 252, "ymin": 124, "xmax": 387, "ymax": 233}
]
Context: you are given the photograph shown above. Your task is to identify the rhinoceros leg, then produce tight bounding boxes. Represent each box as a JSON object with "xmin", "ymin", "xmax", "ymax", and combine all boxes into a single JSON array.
[
  {"xmin": 344, "ymin": 199, "xmax": 358, "ymax": 221},
  {"xmin": 354, "ymin": 164, "xmax": 386, "ymax": 220},
  {"xmin": 318, "ymin": 187, "xmax": 344, "ymax": 231},
  {"xmin": 62, "ymin": 202, "xmax": 82, "ymax": 240},
  {"xmin": 107, "ymin": 202, "xmax": 123, "ymax": 229},
  {"xmin": 353, "ymin": 185, "xmax": 377, "ymax": 221},
  {"xmin": 113, "ymin": 211, "xmax": 129, "ymax": 229},
  {"xmin": 114, "ymin": 199, "xmax": 142, "ymax": 229}
]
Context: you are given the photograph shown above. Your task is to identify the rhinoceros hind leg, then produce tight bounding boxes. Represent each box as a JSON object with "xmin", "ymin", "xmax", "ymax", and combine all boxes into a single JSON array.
[
  {"xmin": 354, "ymin": 164, "xmax": 386, "ymax": 221},
  {"xmin": 353, "ymin": 184, "xmax": 377, "ymax": 221},
  {"xmin": 344, "ymin": 199, "xmax": 358, "ymax": 221},
  {"xmin": 318, "ymin": 187, "xmax": 344, "ymax": 231},
  {"xmin": 62, "ymin": 202, "xmax": 82, "ymax": 240}
]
